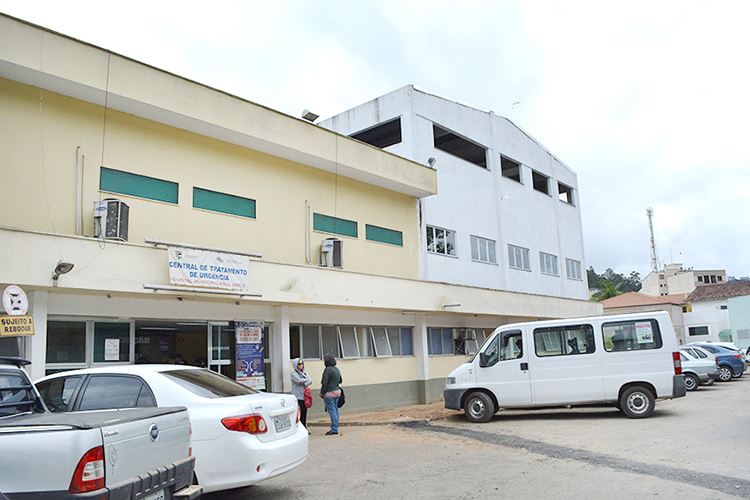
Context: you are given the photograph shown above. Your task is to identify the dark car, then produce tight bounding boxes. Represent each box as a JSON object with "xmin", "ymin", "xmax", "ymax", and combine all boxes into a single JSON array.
[{"xmin": 687, "ymin": 343, "xmax": 745, "ymax": 382}]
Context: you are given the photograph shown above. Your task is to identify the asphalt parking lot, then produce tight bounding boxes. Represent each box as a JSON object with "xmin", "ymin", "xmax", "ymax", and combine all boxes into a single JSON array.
[{"xmin": 207, "ymin": 376, "xmax": 750, "ymax": 500}]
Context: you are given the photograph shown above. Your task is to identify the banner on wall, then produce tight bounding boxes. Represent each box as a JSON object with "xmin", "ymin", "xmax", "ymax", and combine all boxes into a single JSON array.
[
  {"xmin": 167, "ymin": 247, "xmax": 249, "ymax": 291},
  {"xmin": 235, "ymin": 321, "xmax": 265, "ymax": 390}
]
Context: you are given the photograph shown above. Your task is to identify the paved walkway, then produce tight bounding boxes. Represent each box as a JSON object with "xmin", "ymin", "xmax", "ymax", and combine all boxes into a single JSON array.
[{"xmin": 307, "ymin": 401, "xmax": 459, "ymax": 426}]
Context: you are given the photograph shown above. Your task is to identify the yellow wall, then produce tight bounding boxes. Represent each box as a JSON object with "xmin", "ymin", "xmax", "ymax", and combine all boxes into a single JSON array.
[{"xmin": 0, "ymin": 78, "xmax": 420, "ymax": 278}]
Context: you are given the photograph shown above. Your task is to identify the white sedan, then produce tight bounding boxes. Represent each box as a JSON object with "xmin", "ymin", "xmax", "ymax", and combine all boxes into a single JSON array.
[{"xmin": 36, "ymin": 365, "xmax": 308, "ymax": 493}]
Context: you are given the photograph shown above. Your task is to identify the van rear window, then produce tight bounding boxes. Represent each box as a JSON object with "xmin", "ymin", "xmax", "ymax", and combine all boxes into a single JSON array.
[{"xmin": 602, "ymin": 319, "xmax": 662, "ymax": 352}]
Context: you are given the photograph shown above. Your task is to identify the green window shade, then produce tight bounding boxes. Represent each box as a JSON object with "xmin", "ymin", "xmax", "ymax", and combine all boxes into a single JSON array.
[
  {"xmin": 193, "ymin": 188, "xmax": 256, "ymax": 219},
  {"xmin": 100, "ymin": 167, "xmax": 178, "ymax": 204},
  {"xmin": 366, "ymin": 224, "xmax": 403, "ymax": 246},
  {"xmin": 313, "ymin": 213, "xmax": 357, "ymax": 238}
]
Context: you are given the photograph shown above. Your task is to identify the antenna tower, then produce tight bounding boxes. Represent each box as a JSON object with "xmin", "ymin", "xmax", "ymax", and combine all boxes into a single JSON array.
[{"xmin": 646, "ymin": 207, "xmax": 661, "ymax": 272}]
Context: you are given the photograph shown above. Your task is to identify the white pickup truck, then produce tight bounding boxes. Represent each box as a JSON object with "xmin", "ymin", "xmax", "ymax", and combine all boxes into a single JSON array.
[{"xmin": 0, "ymin": 357, "xmax": 202, "ymax": 500}]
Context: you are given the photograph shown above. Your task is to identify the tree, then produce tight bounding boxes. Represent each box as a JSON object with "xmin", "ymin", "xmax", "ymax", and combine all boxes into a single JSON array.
[
  {"xmin": 591, "ymin": 280, "xmax": 622, "ymax": 301},
  {"xmin": 728, "ymin": 276, "xmax": 750, "ymax": 282},
  {"xmin": 587, "ymin": 267, "xmax": 642, "ymax": 294}
]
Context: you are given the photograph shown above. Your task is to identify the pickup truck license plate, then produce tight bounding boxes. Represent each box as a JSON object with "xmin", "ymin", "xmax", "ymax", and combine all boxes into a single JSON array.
[
  {"xmin": 274, "ymin": 415, "xmax": 291, "ymax": 432},
  {"xmin": 143, "ymin": 490, "xmax": 165, "ymax": 500}
]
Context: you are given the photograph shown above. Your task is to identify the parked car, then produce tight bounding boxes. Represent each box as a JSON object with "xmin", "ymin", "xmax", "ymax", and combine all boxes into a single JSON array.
[
  {"xmin": 678, "ymin": 351, "xmax": 718, "ymax": 390},
  {"xmin": 686, "ymin": 343, "xmax": 746, "ymax": 381},
  {"xmin": 0, "ymin": 358, "xmax": 200, "ymax": 500},
  {"xmin": 36, "ymin": 365, "xmax": 308, "ymax": 494}
]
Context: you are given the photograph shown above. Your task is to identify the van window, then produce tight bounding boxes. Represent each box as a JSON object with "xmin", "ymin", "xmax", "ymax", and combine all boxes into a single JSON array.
[
  {"xmin": 533, "ymin": 324, "xmax": 594, "ymax": 357},
  {"xmin": 602, "ymin": 319, "xmax": 662, "ymax": 352},
  {"xmin": 478, "ymin": 329, "xmax": 522, "ymax": 367}
]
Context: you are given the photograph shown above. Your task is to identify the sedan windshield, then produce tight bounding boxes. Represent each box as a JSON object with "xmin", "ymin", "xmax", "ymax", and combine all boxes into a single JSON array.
[{"xmin": 163, "ymin": 369, "xmax": 258, "ymax": 399}]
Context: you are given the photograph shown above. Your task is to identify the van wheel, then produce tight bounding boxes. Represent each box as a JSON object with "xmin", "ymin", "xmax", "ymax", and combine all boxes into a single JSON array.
[
  {"xmin": 619, "ymin": 386, "xmax": 655, "ymax": 419},
  {"xmin": 717, "ymin": 366, "xmax": 733, "ymax": 382},
  {"xmin": 683, "ymin": 373, "xmax": 699, "ymax": 391},
  {"xmin": 464, "ymin": 392, "xmax": 494, "ymax": 423}
]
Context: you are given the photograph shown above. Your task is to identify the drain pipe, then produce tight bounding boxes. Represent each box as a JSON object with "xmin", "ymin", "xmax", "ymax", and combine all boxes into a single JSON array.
[{"xmin": 305, "ymin": 200, "xmax": 311, "ymax": 265}]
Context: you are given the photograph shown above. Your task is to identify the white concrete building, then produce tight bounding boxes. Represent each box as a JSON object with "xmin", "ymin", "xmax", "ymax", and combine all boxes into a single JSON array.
[
  {"xmin": 319, "ymin": 86, "xmax": 589, "ymax": 300},
  {"xmin": 641, "ymin": 263, "xmax": 727, "ymax": 296},
  {"xmin": 683, "ymin": 281, "xmax": 750, "ymax": 345}
]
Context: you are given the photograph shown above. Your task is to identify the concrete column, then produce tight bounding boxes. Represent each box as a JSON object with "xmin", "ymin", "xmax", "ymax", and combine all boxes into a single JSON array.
[
  {"xmin": 412, "ymin": 315, "xmax": 429, "ymax": 404},
  {"xmin": 27, "ymin": 290, "xmax": 48, "ymax": 381},
  {"xmin": 273, "ymin": 305, "xmax": 291, "ymax": 393}
]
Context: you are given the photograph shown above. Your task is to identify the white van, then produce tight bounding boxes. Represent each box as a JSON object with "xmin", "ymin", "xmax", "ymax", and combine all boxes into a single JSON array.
[{"xmin": 444, "ymin": 311, "xmax": 686, "ymax": 421}]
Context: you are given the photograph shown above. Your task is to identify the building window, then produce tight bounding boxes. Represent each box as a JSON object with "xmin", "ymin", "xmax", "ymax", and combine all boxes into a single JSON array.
[
  {"xmin": 193, "ymin": 187, "xmax": 256, "ymax": 219},
  {"xmin": 720, "ymin": 305, "xmax": 728, "ymax": 310},
  {"xmin": 471, "ymin": 236, "xmax": 497, "ymax": 264},
  {"xmin": 427, "ymin": 225, "xmax": 456, "ymax": 256},
  {"xmin": 350, "ymin": 118, "xmax": 402, "ymax": 149},
  {"xmin": 313, "ymin": 213, "xmax": 358, "ymax": 238},
  {"xmin": 93, "ymin": 322, "xmax": 131, "ymax": 363},
  {"xmin": 508, "ymin": 244, "xmax": 530, "ymax": 271},
  {"xmin": 100, "ymin": 167, "xmax": 178, "ymax": 204},
  {"xmin": 532, "ymin": 170, "xmax": 549, "ymax": 195},
  {"xmin": 501, "ymin": 156, "xmax": 522, "ymax": 182},
  {"xmin": 46, "ymin": 321, "xmax": 87, "ymax": 365},
  {"xmin": 697, "ymin": 276, "xmax": 703, "ymax": 282},
  {"xmin": 566, "ymin": 259, "xmax": 582, "ymax": 280},
  {"xmin": 366, "ymin": 224, "xmax": 403, "ymax": 246},
  {"xmin": 432, "ymin": 124, "xmax": 487, "ymax": 168},
  {"xmin": 291, "ymin": 324, "xmax": 413, "ymax": 359},
  {"xmin": 688, "ymin": 326, "xmax": 709, "ymax": 336},
  {"xmin": 558, "ymin": 182, "xmax": 574, "ymax": 205},
  {"xmin": 540, "ymin": 252, "xmax": 559, "ymax": 276},
  {"xmin": 718, "ymin": 276, "xmax": 723, "ymax": 282},
  {"xmin": 428, "ymin": 328, "xmax": 454, "ymax": 355}
]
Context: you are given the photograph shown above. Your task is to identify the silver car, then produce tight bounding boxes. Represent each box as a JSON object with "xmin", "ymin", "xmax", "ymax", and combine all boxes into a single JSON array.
[{"xmin": 679, "ymin": 349, "xmax": 718, "ymax": 390}]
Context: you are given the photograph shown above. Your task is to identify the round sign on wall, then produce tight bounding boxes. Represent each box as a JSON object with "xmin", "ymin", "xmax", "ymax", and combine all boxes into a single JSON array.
[{"xmin": 3, "ymin": 285, "xmax": 29, "ymax": 316}]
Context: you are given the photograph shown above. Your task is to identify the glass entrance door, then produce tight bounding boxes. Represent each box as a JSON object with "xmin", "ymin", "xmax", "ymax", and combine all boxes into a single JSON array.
[{"xmin": 208, "ymin": 322, "xmax": 235, "ymax": 379}]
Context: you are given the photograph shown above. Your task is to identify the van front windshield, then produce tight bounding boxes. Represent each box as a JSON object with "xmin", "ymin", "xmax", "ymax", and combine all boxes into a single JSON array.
[{"xmin": 469, "ymin": 330, "xmax": 498, "ymax": 363}]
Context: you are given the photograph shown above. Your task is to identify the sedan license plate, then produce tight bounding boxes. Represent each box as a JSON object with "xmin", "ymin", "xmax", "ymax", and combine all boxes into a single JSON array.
[
  {"xmin": 143, "ymin": 490, "xmax": 165, "ymax": 500},
  {"xmin": 274, "ymin": 414, "xmax": 292, "ymax": 432}
]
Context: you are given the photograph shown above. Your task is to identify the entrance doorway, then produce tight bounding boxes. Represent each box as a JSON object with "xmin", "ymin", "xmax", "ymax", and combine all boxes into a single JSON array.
[{"xmin": 135, "ymin": 320, "xmax": 208, "ymax": 367}]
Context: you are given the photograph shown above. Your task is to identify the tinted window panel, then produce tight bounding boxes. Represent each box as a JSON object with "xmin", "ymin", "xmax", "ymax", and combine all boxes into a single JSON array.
[
  {"xmin": 79, "ymin": 376, "xmax": 144, "ymax": 410},
  {"xmin": 162, "ymin": 369, "xmax": 257, "ymax": 399},
  {"xmin": 37, "ymin": 376, "xmax": 83, "ymax": 412}
]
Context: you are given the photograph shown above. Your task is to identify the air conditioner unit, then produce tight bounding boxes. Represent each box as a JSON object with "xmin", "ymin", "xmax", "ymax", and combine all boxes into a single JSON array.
[
  {"xmin": 320, "ymin": 238, "xmax": 343, "ymax": 268},
  {"xmin": 93, "ymin": 198, "xmax": 129, "ymax": 241}
]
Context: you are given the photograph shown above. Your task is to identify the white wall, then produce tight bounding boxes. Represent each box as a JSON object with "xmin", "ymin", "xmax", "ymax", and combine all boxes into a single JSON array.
[
  {"xmin": 321, "ymin": 85, "xmax": 589, "ymax": 300},
  {"xmin": 683, "ymin": 299, "xmax": 730, "ymax": 343}
]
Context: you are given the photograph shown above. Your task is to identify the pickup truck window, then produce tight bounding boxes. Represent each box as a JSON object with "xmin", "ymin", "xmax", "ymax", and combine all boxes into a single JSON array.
[
  {"xmin": 0, "ymin": 372, "xmax": 37, "ymax": 417},
  {"xmin": 78, "ymin": 376, "xmax": 156, "ymax": 410}
]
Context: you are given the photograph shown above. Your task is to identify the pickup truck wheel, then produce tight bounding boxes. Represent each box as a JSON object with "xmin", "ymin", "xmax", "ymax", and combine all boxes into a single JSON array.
[
  {"xmin": 717, "ymin": 366, "xmax": 733, "ymax": 382},
  {"xmin": 464, "ymin": 392, "xmax": 494, "ymax": 423},
  {"xmin": 683, "ymin": 373, "xmax": 699, "ymax": 391},
  {"xmin": 619, "ymin": 386, "xmax": 655, "ymax": 419}
]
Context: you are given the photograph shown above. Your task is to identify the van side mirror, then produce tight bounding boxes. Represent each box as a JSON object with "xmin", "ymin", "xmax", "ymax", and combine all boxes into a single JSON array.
[{"xmin": 479, "ymin": 352, "xmax": 488, "ymax": 368}]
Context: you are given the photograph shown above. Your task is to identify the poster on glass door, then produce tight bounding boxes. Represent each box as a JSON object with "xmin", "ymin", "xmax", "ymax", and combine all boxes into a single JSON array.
[{"xmin": 235, "ymin": 321, "xmax": 265, "ymax": 390}]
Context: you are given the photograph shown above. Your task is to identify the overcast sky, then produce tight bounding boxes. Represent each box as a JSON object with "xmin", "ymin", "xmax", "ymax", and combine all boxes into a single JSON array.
[{"xmin": 3, "ymin": 1, "xmax": 749, "ymax": 280}]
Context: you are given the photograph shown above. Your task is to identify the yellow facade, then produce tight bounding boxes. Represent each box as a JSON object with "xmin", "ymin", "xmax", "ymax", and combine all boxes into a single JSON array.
[{"xmin": 0, "ymin": 77, "xmax": 421, "ymax": 278}]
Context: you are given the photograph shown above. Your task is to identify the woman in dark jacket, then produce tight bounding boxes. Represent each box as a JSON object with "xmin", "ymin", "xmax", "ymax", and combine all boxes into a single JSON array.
[{"xmin": 319, "ymin": 353, "xmax": 342, "ymax": 435}]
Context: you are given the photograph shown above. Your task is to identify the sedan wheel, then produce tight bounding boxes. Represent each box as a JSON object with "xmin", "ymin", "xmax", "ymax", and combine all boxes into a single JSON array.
[
  {"xmin": 683, "ymin": 373, "xmax": 699, "ymax": 391},
  {"xmin": 718, "ymin": 366, "xmax": 733, "ymax": 382}
]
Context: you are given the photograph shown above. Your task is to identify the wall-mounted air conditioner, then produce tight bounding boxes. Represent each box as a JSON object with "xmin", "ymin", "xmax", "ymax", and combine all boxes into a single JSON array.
[
  {"xmin": 320, "ymin": 238, "xmax": 343, "ymax": 268},
  {"xmin": 94, "ymin": 198, "xmax": 129, "ymax": 241}
]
